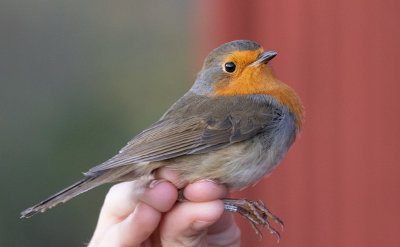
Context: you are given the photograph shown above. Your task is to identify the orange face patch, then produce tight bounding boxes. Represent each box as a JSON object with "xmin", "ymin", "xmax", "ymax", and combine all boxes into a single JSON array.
[
  {"xmin": 214, "ymin": 49, "xmax": 280, "ymax": 97},
  {"xmin": 214, "ymin": 49, "xmax": 304, "ymax": 129},
  {"xmin": 222, "ymin": 49, "xmax": 264, "ymax": 71}
]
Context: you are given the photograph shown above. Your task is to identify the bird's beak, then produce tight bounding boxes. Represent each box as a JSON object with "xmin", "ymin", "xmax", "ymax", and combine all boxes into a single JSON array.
[{"xmin": 249, "ymin": 51, "xmax": 277, "ymax": 67}]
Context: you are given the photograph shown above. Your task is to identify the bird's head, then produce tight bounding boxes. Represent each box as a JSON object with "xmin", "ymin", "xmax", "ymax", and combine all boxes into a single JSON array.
[{"xmin": 191, "ymin": 40, "xmax": 304, "ymax": 129}]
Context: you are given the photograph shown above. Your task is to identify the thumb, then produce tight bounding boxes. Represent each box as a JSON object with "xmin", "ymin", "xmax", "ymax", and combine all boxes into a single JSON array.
[{"xmin": 160, "ymin": 200, "xmax": 224, "ymax": 247}]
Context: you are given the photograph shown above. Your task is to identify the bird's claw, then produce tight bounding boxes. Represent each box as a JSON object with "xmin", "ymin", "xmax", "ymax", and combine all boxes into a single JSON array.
[{"xmin": 222, "ymin": 198, "xmax": 283, "ymax": 242}]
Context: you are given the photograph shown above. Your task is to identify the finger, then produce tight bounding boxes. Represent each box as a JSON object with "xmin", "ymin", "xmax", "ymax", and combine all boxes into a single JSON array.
[
  {"xmin": 138, "ymin": 181, "xmax": 178, "ymax": 212},
  {"xmin": 207, "ymin": 212, "xmax": 241, "ymax": 246},
  {"xmin": 183, "ymin": 180, "xmax": 228, "ymax": 202},
  {"xmin": 91, "ymin": 202, "xmax": 161, "ymax": 247},
  {"xmin": 179, "ymin": 180, "xmax": 240, "ymax": 246},
  {"xmin": 93, "ymin": 180, "xmax": 177, "ymax": 239},
  {"xmin": 160, "ymin": 200, "xmax": 225, "ymax": 247},
  {"xmin": 93, "ymin": 181, "xmax": 141, "ymax": 236}
]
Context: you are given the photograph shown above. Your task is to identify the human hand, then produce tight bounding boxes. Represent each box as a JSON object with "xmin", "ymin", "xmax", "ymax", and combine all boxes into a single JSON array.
[{"xmin": 88, "ymin": 168, "xmax": 241, "ymax": 247}]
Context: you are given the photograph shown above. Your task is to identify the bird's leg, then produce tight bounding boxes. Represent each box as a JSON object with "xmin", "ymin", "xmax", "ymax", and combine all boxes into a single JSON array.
[
  {"xmin": 222, "ymin": 198, "xmax": 284, "ymax": 242},
  {"xmin": 176, "ymin": 190, "xmax": 283, "ymax": 241}
]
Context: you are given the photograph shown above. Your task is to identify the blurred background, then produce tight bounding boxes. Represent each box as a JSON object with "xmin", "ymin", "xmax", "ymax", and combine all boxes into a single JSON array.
[{"xmin": 1, "ymin": 0, "xmax": 399, "ymax": 246}]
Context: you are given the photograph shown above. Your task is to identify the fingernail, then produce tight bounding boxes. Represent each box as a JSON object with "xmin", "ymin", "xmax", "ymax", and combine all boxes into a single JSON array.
[
  {"xmin": 192, "ymin": 220, "xmax": 213, "ymax": 231},
  {"xmin": 148, "ymin": 179, "xmax": 166, "ymax": 188}
]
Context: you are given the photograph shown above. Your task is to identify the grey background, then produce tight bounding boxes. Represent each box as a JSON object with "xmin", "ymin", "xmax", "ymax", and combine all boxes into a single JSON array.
[{"xmin": 0, "ymin": 1, "xmax": 193, "ymax": 246}]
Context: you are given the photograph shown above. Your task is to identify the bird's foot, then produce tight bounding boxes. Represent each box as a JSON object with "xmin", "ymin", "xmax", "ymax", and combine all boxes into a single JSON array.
[{"xmin": 222, "ymin": 198, "xmax": 284, "ymax": 242}]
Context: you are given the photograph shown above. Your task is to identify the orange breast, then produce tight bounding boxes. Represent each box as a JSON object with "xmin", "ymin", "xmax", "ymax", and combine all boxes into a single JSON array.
[{"xmin": 214, "ymin": 66, "xmax": 304, "ymax": 130}]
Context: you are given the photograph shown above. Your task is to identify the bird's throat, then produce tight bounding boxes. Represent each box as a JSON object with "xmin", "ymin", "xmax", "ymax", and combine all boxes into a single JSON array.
[{"xmin": 214, "ymin": 68, "xmax": 304, "ymax": 130}]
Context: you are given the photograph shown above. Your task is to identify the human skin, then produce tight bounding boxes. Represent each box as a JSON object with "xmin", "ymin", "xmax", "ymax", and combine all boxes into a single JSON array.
[{"xmin": 88, "ymin": 167, "xmax": 241, "ymax": 247}]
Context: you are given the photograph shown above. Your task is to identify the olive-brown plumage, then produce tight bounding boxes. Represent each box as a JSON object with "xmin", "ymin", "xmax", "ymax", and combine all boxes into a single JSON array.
[{"xmin": 21, "ymin": 40, "xmax": 303, "ymax": 238}]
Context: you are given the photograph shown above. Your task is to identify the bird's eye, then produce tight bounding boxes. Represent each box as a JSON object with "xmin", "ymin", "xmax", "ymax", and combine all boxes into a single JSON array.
[{"xmin": 224, "ymin": 62, "xmax": 236, "ymax": 73}]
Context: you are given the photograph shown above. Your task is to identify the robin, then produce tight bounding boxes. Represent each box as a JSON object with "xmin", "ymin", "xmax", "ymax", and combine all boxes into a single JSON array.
[{"xmin": 21, "ymin": 40, "xmax": 304, "ymax": 239}]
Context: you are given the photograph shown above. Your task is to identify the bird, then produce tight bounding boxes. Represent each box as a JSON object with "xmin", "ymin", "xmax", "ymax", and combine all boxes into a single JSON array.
[{"xmin": 21, "ymin": 40, "xmax": 304, "ymax": 240}]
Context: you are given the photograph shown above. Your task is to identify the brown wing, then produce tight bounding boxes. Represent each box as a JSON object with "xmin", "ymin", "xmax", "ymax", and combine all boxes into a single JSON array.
[{"xmin": 85, "ymin": 94, "xmax": 283, "ymax": 176}]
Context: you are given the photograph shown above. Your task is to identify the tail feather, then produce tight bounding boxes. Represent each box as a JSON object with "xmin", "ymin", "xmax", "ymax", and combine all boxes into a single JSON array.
[
  {"xmin": 21, "ymin": 176, "xmax": 99, "ymax": 218},
  {"xmin": 20, "ymin": 166, "xmax": 138, "ymax": 218}
]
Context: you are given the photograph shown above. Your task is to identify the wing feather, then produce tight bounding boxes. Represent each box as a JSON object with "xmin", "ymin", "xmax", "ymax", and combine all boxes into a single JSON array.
[{"xmin": 85, "ymin": 94, "xmax": 282, "ymax": 176}]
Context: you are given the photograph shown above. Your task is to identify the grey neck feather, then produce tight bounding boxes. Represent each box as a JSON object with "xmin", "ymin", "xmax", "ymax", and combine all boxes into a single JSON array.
[{"xmin": 189, "ymin": 68, "xmax": 219, "ymax": 96}]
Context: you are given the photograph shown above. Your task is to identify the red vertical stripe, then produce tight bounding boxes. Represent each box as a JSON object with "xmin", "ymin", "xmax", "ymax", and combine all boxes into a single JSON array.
[{"xmin": 195, "ymin": 0, "xmax": 400, "ymax": 246}]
